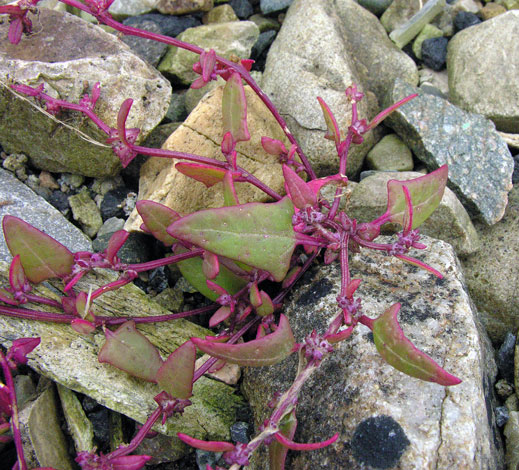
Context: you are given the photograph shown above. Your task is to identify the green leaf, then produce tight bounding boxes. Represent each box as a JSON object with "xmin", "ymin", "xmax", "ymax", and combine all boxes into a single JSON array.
[
  {"xmin": 372, "ymin": 303, "xmax": 461, "ymax": 386},
  {"xmin": 222, "ymin": 72, "xmax": 250, "ymax": 142},
  {"xmin": 269, "ymin": 411, "xmax": 297, "ymax": 470},
  {"xmin": 191, "ymin": 314, "xmax": 296, "ymax": 367},
  {"xmin": 385, "ymin": 165, "xmax": 448, "ymax": 230},
  {"xmin": 98, "ymin": 321, "xmax": 163, "ymax": 383},
  {"xmin": 175, "ymin": 247, "xmax": 247, "ymax": 301},
  {"xmin": 2, "ymin": 215, "xmax": 74, "ymax": 283},
  {"xmin": 175, "ymin": 162, "xmax": 228, "ymax": 188},
  {"xmin": 317, "ymin": 97, "xmax": 340, "ymax": 145},
  {"xmin": 282, "ymin": 164, "xmax": 316, "ymax": 209},
  {"xmin": 136, "ymin": 201, "xmax": 180, "ymax": 246},
  {"xmin": 223, "ymin": 171, "xmax": 239, "ymax": 206},
  {"xmin": 156, "ymin": 341, "xmax": 195, "ymax": 399},
  {"xmin": 168, "ymin": 197, "xmax": 296, "ymax": 282}
]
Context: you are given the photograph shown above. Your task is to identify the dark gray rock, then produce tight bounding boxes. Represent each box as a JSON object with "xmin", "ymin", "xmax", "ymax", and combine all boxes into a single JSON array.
[
  {"xmin": 384, "ymin": 79, "xmax": 513, "ymax": 225},
  {"xmin": 230, "ymin": 421, "xmax": 250, "ymax": 444},
  {"xmin": 357, "ymin": 0, "xmax": 393, "ymax": 16},
  {"xmin": 421, "ymin": 37, "xmax": 448, "ymax": 70},
  {"xmin": 123, "ymin": 12, "xmax": 202, "ymax": 37},
  {"xmin": 497, "ymin": 333, "xmax": 516, "ymax": 383},
  {"xmin": 121, "ymin": 19, "xmax": 168, "ymax": 67},
  {"xmin": 229, "ymin": 0, "xmax": 254, "ymax": 19},
  {"xmin": 453, "ymin": 11, "xmax": 481, "ymax": 32},
  {"xmin": 260, "ymin": 0, "xmax": 293, "ymax": 14},
  {"xmin": 100, "ymin": 187, "xmax": 128, "ymax": 221}
]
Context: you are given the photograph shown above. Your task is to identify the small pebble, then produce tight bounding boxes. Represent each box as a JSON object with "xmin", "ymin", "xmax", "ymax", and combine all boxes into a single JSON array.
[
  {"xmin": 453, "ymin": 11, "xmax": 482, "ymax": 32},
  {"xmin": 421, "ymin": 37, "xmax": 449, "ymax": 70},
  {"xmin": 230, "ymin": 421, "xmax": 250, "ymax": 443},
  {"xmin": 229, "ymin": 0, "xmax": 254, "ymax": 19}
]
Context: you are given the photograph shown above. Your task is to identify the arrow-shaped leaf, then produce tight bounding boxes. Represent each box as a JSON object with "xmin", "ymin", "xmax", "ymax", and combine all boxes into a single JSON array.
[
  {"xmin": 191, "ymin": 314, "xmax": 295, "ymax": 367},
  {"xmin": 385, "ymin": 165, "xmax": 448, "ymax": 230},
  {"xmin": 136, "ymin": 201, "xmax": 180, "ymax": 246},
  {"xmin": 372, "ymin": 303, "xmax": 461, "ymax": 386},
  {"xmin": 2, "ymin": 215, "xmax": 74, "ymax": 283},
  {"xmin": 282, "ymin": 164, "xmax": 316, "ymax": 209},
  {"xmin": 175, "ymin": 163, "xmax": 229, "ymax": 188},
  {"xmin": 317, "ymin": 97, "xmax": 340, "ymax": 145},
  {"xmin": 156, "ymin": 341, "xmax": 196, "ymax": 399},
  {"xmin": 168, "ymin": 197, "xmax": 296, "ymax": 282},
  {"xmin": 222, "ymin": 72, "xmax": 249, "ymax": 142}
]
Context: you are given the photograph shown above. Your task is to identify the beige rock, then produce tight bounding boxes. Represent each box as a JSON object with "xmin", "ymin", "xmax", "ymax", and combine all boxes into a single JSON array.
[
  {"xmin": 157, "ymin": 0, "xmax": 213, "ymax": 14},
  {"xmin": 125, "ymin": 84, "xmax": 289, "ymax": 232},
  {"xmin": 206, "ymin": 4, "xmax": 239, "ymax": 23}
]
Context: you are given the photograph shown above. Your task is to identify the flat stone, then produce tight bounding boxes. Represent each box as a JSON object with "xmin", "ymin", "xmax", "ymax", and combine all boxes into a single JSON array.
[
  {"xmin": 243, "ymin": 236, "xmax": 503, "ymax": 469},
  {"xmin": 365, "ymin": 134, "xmax": 414, "ymax": 171},
  {"xmin": 384, "ymin": 79, "xmax": 513, "ymax": 225},
  {"xmin": 260, "ymin": 0, "xmax": 293, "ymax": 14},
  {"xmin": 125, "ymin": 84, "xmax": 289, "ymax": 232},
  {"xmin": 0, "ymin": 9, "xmax": 171, "ymax": 177},
  {"xmin": 412, "ymin": 24, "xmax": 444, "ymax": 59},
  {"xmin": 448, "ymin": 11, "xmax": 519, "ymax": 132},
  {"xmin": 380, "ymin": 0, "xmax": 424, "ymax": 33},
  {"xmin": 157, "ymin": 0, "xmax": 213, "ymax": 15},
  {"xmin": 108, "ymin": 0, "xmax": 159, "ymax": 18},
  {"xmin": 206, "ymin": 4, "xmax": 239, "ymax": 23},
  {"xmin": 69, "ymin": 189, "xmax": 103, "ymax": 239}
]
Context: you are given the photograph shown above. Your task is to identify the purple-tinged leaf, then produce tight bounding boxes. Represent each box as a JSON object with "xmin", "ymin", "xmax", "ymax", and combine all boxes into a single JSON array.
[
  {"xmin": 7, "ymin": 337, "xmax": 40, "ymax": 366},
  {"xmin": 307, "ymin": 174, "xmax": 348, "ymax": 199},
  {"xmin": 222, "ymin": 72, "xmax": 250, "ymax": 142},
  {"xmin": 168, "ymin": 198, "xmax": 296, "ymax": 282},
  {"xmin": 2, "ymin": 215, "xmax": 74, "ymax": 283},
  {"xmin": 98, "ymin": 321, "xmax": 163, "ymax": 382},
  {"xmin": 269, "ymin": 411, "xmax": 297, "ymax": 470},
  {"xmin": 317, "ymin": 97, "xmax": 340, "ymax": 145},
  {"xmin": 394, "ymin": 254, "xmax": 443, "ymax": 279},
  {"xmin": 156, "ymin": 341, "xmax": 195, "ymax": 399},
  {"xmin": 117, "ymin": 99, "xmax": 133, "ymax": 147},
  {"xmin": 386, "ymin": 165, "xmax": 448, "ymax": 230},
  {"xmin": 345, "ymin": 279, "xmax": 361, "ymax": 298},
  {"xmin": 261, "ymin": 137, "xmax": 287, "ymax": 156},
  {"xmin": 0, "ymin": 288, "xmax": 17, "ymax": 306},
  {"xmin": 175, "ymin": 163, "xmax": 229, "ymax": 188},
  {"xmin": 177, "ymin": 433, "xmax": 235, "ymax": 452},
  {"xmin": 372, "ymin": 303, "xmax": 461, "ymax": 386},
  {"xmin": 206, "ymin": 279, "xmax": 228, "ymax": 297},
  {"xmin": 367, "ymin": 93, "xmax": 417, "ymax": 131},
  {"xmin": 281, "ymin": 266, "xmax": 301, "ymax": 289},
  {"xmin": 221, "ymin": 131, "xmax": 235, "ymax": 155},
  {"xmin": 9, "ymin": 255, "xmax": 27, "ymax": 292},
  {"xmin": 75, "ymin": 291, "xmax": 94, "ymax": 321},
  {"xmin": 326, "ymin": 326, "xmax": 353, "ymax": 344},
  {"xmin": 136, "ymin": 200, "xmax": 180, "ymax": 246},
  {"xmin": 249, "ymin": 282, "xmax": 261, "ymax": 307},
  {"xmin": 202, "ymin": 49, "xmax": 216, "ymax": 83},
  {"xmin": 202, "ymin": 251, "xmax": 220, "ymax": 279},
  {"xmin": 274, "ymin": 431, "xmax": 339, "ymax": 451},
  {"xmin": 110, "ymin": 454, "xmax": 152, "ymax": 470},
  {"xmin": 71, "ymin": 319, "xmax": 96, "ymax": 335},
  {"xmin": 8, "ymin": 17, "xmax": 23, "ymax": 45},
  {"xmin": 106, "ymin": 230, "xmax": 129, "ymax": 264},
  {"xmin": 222, "ymin": 171, "xmax": 239, "ymax": 206},
  {"xmin": 282, "ymin": 165, "xmax": 316, "ymax": 209},
  {"xmin": 209, "ymin": 306, "xmax": 232, "ymax": 327},
  {"xmin": 191, "ymin": 314, "xmax": 295, "ymax": 367},
  {"xmin": 256, "ymin": 291, "xmax": 275, "ymax": 317}
]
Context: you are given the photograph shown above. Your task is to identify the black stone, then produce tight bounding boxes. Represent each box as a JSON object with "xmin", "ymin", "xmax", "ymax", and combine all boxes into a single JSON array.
[
  {"xmin": 251, "ymin": 30, "xmax": 276, "ymax": 71},
  {"xmin": 196, "ymin": 449, "xmax": 218, "ymax": 470},
  {"xmin": 88, "ymin": 407, "xmax": 110, "ymax": 448},
  {"xmin": 512, "ymin": 154, "xmax": 519, "ymax": 185},
  {"xmin": 454, "ymin": 11, "xmax": 482, "ymax": 33},
  {"xmin": 48, "ymin": 189, "xmax": 69, "ymax": 213},
  {"xmin": 147, "ymin": 266, "xmax": 169, "ymax": 294},
  {"xmin": 121, "ymin": 19, "xmax": 168, "ymax": 67},
  {"xmin": 123, "ymin": 13, "xmax": 201, "ymax": 38},
  {"xmin": 229, "ymin": 0, "xmax": 254, "ymax": 19},
  {"xmin": 496, "ymin": 332, "xmax": 516, "ymax": 382},
  {"xmin": 230, "ymin": 421, "xmax": 250, "ymax": 444},
  {"xmin": 421, "ymin": 37, "xmax": 448, "ymax": 71},
  {"xmin": 351, "ymin": 415, "xmax": 410, "ymax": 469},
  {"xmin": 81, "ymin": 395, "xmax": 99, "ymax": 413},
  {"xmin": 100, "ymin": 187, "xmax": 128, "ymax": 221},
  {"xmin": 93, "ymin": 231, "xmax": 154, "ymax": 264},
  {"xmin": 296, "ymin": 277, "xmax": 334, "ymax": 307},
  {"xmin": 495, "ymin": 406, "xmax": 509, "ymax": 427}
]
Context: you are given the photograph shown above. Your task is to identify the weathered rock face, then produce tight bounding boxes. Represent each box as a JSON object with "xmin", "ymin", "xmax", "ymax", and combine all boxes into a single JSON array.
[
  {"xmin": 384, "ymin": 79, "xmax": 514, "ymax": 225},
  {"xmin": 448, "ymin": 11, "xmax": 519, "ymax": 133},
  {"xmin": 157, "ymin": 0, "xmax": 213, "ymax": 15},
  {"xmin": 0, "ymin": 9, "xmax": 171, "ymax": 177},
  {"xmin": 125, "ymin": 84, "xmax": 289, "ymax": 232},
  {"xmin": 461, "ymin": 186, "xmax": 519, "ymax": 344},
  {"xmin": 243, "ymin": 236, "xmax": 503, "ymax": 469}
]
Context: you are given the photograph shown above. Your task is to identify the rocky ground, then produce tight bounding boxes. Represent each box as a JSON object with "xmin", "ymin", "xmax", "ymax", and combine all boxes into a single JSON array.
[{"xmin": 0, "ymin": 0, "xmax": 518, "ymax": 469}]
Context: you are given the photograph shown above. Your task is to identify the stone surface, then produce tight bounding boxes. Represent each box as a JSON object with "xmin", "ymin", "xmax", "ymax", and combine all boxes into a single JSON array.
[
  {"xmin": 260, "ymin": 0, "xmax": 293, "ymax": 14},
  {"xmin": 125, "ymin": 84, "xmax": 289, "ymax": 232},
  {"xmin": 357, "ymin": 0, "xmax": 393, "ymax": 16},
  {"xmin": 384, "ymin": 79, "xmax": 514, "ymax": 225},
  {"xmin": 157, "ymin": 0, "xmax": 213, "ymax": 15},
  {"xmin": 365, "ymin": 134, "xmax": 414, "ymax": 171},
  {"xmin": 123, "ymin": 12, "xmax": 202, "ymax": 37},
  {"xmin": 346, "ymin": 171, "xmax": 480, "ymax": 255},
  {"xmin": 206, "ymin": 3, "xmax": 239, "ymax": 22},
  {"xmin": 448, "ymin": 11, "xmax": 519, "ymax": 132},
  {"xmin": 422, "ymin": 36, "xmax": 449, "ymax": 70},
  {"xmin": 249, "ymin": 14, "xmax": 281, "ymax": 32},
  {"xmin": 243, "ymin": 236, "xmax": 503, "ymax": 469},
  {"xmin": 453, "ymin": 10, "xmax": 482, "ymax": 31},
  {"xmin": 158, "ymin": 21, "xmax": 259, "ymax": 85},
  {"xmin": 461, "ymin": 186, "xmax": 519, "ymax": 343},
  {"xmin": 18, "ymin": 382, "xmax": 75, "ymax": 470},
  {"xmin": 0, "ymin": 10, "xmax": 170, "ymax": 178},
  {"xmin": 108, "ymin": 0, "xmax": 159, "ymax": 17},
  {"xmin": 480, "ymin": 3, "xmax": 507, "ymax": 20},
  {"xmin": 121, "ymin": 18, "xmax": 168, "ymax": 67},
  {"xmin": 380, "ymin": 0, "xmax": 424, "ymax": 32},
  {"xmin": 413, "ymin": 24, "xmax": 444, "ymax": 59},
  {"xmin": 229, "ymin": 0, "xmax": 254, "ymax": 19},
  {"xmin": 69, "ymin": 189, "xmax": 103, "ymax": 238}
]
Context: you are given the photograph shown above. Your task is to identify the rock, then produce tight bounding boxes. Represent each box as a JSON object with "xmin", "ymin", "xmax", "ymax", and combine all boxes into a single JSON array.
[
  {"xmin": 453, "ymin": 10, "xmax": 482, "ymax": 30},
  {"xmin": 479, "ymin": 2, "xmax": 507, "ymax": 20},
  {"xmin": 496, "ymin": 332, "xmax": 516, "ymax": 383},
  {"xmin": 206, "ymin": 4, "xmax": 239, "ymax": 23},
  {"xmin": 243, "ymin": 235, "xmax": 503, "ymax": 469},
  {"xmin": 346, "ymin": 171, "xmax": 480, "ymax": 255},
  {"xmin": 48, "ymin": 190, "xmax": 71, "ymax": 214},
  {"xmin": 380, "ymin": 0, "xmax": 424, "ymax": 33},
  {"xmin": 0, "ymin": 168, "xmax": 92, "ymax": 261},
  {"xmin": 166, "ymin": 92, "xmax": 188, "ymax": 122},
  {"xmin": 384, "ymin": 79, "xmax": 514, "ymax": 225},
  {"xmin": 57, "ymin": 384, "xmax": 95, "ymax": 453},
  {"xmin": 249, "ymin": 14, "xmax": 281, "ymax": 32},
  {"xmin": 448, "ymin": 11, "xmax": 519, "ymax": 133},
  {"xmin": 69, "ymin": 189, "xmax": 103, "ymax": 238},
  {"xmin": 153, "ymin": 287, "xmax": 184, "ymax": 312},
  {"xmin": 100, "ymin": 187, "xmax": 128, "ymax": 221},
  {"xmin": 421, "ymin": 36, "xmax": 449, "ymax": 70},
  {"xmin": 13, "ymin": 375, "xmax": 36, "ymax": 410},
  {"xmin": 0, "ymin": 9, "xmax": 171, "ymax": 178},
  {"xmin": 124, "ymin": 84, "xmax": 289, "ymax": 232},
  {"xmin": 357, "ymin": 0, "xmax": 393, "ymax": 16},
  {"xmin": 230, "ymin": 421, "xmax": 250, "ymax": 443},
  {"xmin": 108, "ymin": 0, "xmax": 159, "ymax": 18},
  {"xmin": 412, "ymin": 24, "xmax": 444, "ymax": 59},
  {"xmin": 229, "ymin": 0, "xmax": 254, "ymax": 19},
  {"xmin": 157, "ymin": 0, "xmax": 213, "ymax": 15},
  {"xmin": 251, "ymin": 30, "xmax": 277, "ymax": 62},
  {"xmin": 135, "ymin": 431, "xmax": 190, "ymax": 464},
  {"xmin": 505, "ymin": 0, "xmax": 519, "ymax": 8},
  {"xmin": 123, "ymin": 12, "xmax": 202, "ymax": 37},
  {"xmin": 158, "ymin": 21, "xmax": 259, "ymax": 85},
  {"xmin": 18, "ymin": 382, "xmax": 75, "ymax": 470},
  {"xmin": 121, "ymin": 18, "xmax": 168, "ymax": 67},
  {"xmin": 461, "ymin": 186, "xmax": 519, "ymax": 343},
  {"xmin": 93, "ymin": 231, "xmax": 154, "ymax": 264},
  {"xmin": 365, "ymin": 134, "xmax": 414, "ymax": 171},
  {"xmin": 260, "ymin": 0, "xmax": 294, "ymax": 14},
  {"xmin": 419, "ymin": 67, "xmax": 449, "ymax": 97},
  {"xmin": 505, "ymin": 411, "xmax": 519, "ymax": 470}
]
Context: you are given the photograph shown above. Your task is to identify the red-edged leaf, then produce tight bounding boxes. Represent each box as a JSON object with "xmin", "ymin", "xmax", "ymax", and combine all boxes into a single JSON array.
[
  {"xmin": 221, "ymin": 131, "xmax": 235, "ymax": 155},
  {"xmin": 261, "ymin": 137, "xmax": 287, "ymax": 156},
  {"xmin": 106, "ymin": 230, "xmax": 129, "ymax": 264},
  {"xmin": 222, "ymin": 171, "xmax": 239, "ymax": 206},
  {"xmin": 191, "ymin": 314, "xmax": 295, "ymax": 367},
  {"xmin": 168, "ymin": 198, "xmax": 296, "ymax": 282},
  {"xmin": 136, "ymin": 201, "xmax": 180, "ymax": 246},
  {"xmin": 385, "ymin": 165, "xmax": 448, "ymax": 230},
  {"xmin": 307, "ymin": 174, "xmax": 348, "ymax": 199},
  {"xmin": 0, "ymin": 288, "xmax": 17, "ymax": 306},
  {"xmin": 71, "ymin": 319, "xmax": 96, "ymax": 335},
  {"xmin": 117, "ymin": 99, "xmax": 133, "ymax": 146},
  {"xmin": 8, "ymin": 17, "xmax": 23, "ymax": 45},
  {"xmin": 282, "ymin": 165, "xmax": 316, "ymax": 209},
  {"xmin": 256, "ymin": 291, "xmax": 274, "ymax": 317},
  {"xmin": 209, "ymin": 306, "xmax": 232, "ymax": 327},
  {"xmin": 269, "ymin": 411, "xmax": 297, "ymax": 470},
  {"xmin": 326, "ymin": 326, "xmax": 353, "ymax": 344},
  {"xmin": 249, "ymin": 282, "xmax": 261, "ymax": 307},
  {"xmin": 201, "ymin": 49, "xmax": 216, "ymax": 82},
  {"xmin": 2, "ymin": 215, "xmax": 74, "ymax": 283},
  {"xmin": 175, "ymin": 163, "xmax": 228, "ymax": 188},
  {"xmin": 372, "ymin": 303, "xmax": 461, "ymax": 386},
  {"xmin": 98, "ymin": 321, "xmax": 163, "ymax": 382},
  {"xmin": 156, "ymin": 341, "xmax": 196, "ymax": 399},
  {"xmin": 9, "ymin": 255, "xmax": 26, "ymax": 291},
  {"xmin": 317, "ymin": 97, "xmax": 340, "ymax": 145},
  {"xmin": 75, "ymin": 291, "xmax": 94, "ymax": 321},
  {"xmin": 177, "ymin": 433, "xmax": 235, "ymax": 452},
  {"xmin": 202, "ymin": 251, "xmax": 220, "ymax": 279},
  {"xmin": 222, "ymin": 72, "xmax": 249, "ymax": 142},
  {"xmin": 7, "ymin": 337, "xmax": 41, "ymax": 366},
  {"xmin": 274, "ymin": 431, "xmax": 339, "ymax": 451}
]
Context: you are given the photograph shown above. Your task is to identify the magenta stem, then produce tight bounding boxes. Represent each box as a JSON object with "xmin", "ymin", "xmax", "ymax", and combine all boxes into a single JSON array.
[
  {"xmin": 23, "ymin": 294, "xmax": 62, "ymax": 308},
  {"xmin": 127, "ymin": 248, "xmax": 204, "ymax": 272},
  {"xmin": 0, "ymin": 304, "xmax": 76, "ymax": 323}
]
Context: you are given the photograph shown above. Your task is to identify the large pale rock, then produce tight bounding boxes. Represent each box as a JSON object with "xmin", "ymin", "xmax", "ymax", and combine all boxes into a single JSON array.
[
  {"xmin": 385, "ymin": 80, "xmax": 514, "ymax": 225},
  {"xmin": 243, "ymin": 236, "xmax": 503, "ymax": 469},
  {"xmin": 0, "ymin": 9, "xmax": 171, "ymax": 177},
  {"xmin": 157, "ymin": 0, "xmax": 213, "ymax": 15},
  {"xmin": 346, "ymin": 171, "xmax": 480, "ymax": 255},
  {"xmin": 461, "ymin": 186, "xmax": 519, "ymax": 343},
  {"xmin": 125, "ymin": 84, "xmax": 288, "ymax": 232},
  {"xmin": 108, "ymin": 0, "xmax": 159, "ymax": 17},
  {"xmin": 447, "ymin": 11, "xmax": 519, "ymax": 133},
  {"xmin": 158, "ymin": 21, "xmax": 259, "ymax": 85}
]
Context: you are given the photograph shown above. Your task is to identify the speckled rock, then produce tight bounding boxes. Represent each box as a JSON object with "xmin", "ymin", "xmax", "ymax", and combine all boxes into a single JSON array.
[
  {"xmin": 380, "ymin": 0, "xmax": 423, "ymax": 32},
  {"xmin": 260, "ymin": 0, "xmax": 294, "ymax": 14},
  {"xmin": 413, "ymin": 24, "xmax": 444, "ymax": 59},
  {"xmin": 384, "ymin": 79, "xmax": 514, "ymax": 225},
  {"xmin": 448, "ymin": 11, "xmax": 519, "ymax": 132},
  {"xmin": 346, "ymin": 171, "xmax": 480, "ymax": 255},
  {"xmin": 157, "ymin": 0, "xmax": 213, "ymax": 15},
  {"xmin": 158, "ymin": 21, "xmax": 259, "ymax": 85},
  {"xmin": 206, "ymin": 3, "xmax": 239, "ymax": 23},
  {"xmin": 365, "ymin": 134, "xmax": 414, "ymax": 171},
  {"xmin": 125, "ymin": 84, "xmax": 289, "ymax": 232},
  {"xmin": 69, "ymin": 189, "xmax": 103, "ymax": 238},
  {"xmin": 243, "ymin": 236, "xmax": 503, "ymax": 469},
  {"xmin": 0, "ymin": 9, "xmax": 171, "ymax": 177},
  {"xmin": 461, "ymin": 186, "xmax": 519, "ymax": 343},
  {"xmin": 108, "ymin": 0, "xmax": 159, "ymax": 18},
  {"xmin": 121, "ymin": 18, "xmax": 168, "ymax": 67},
  {"xmin": 479, "ymin": 3, "xmax": 507, "ymax": 20},
  {"xmin": 357, "ymin": 0, "xmax": 393, "ymax": 16}
]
